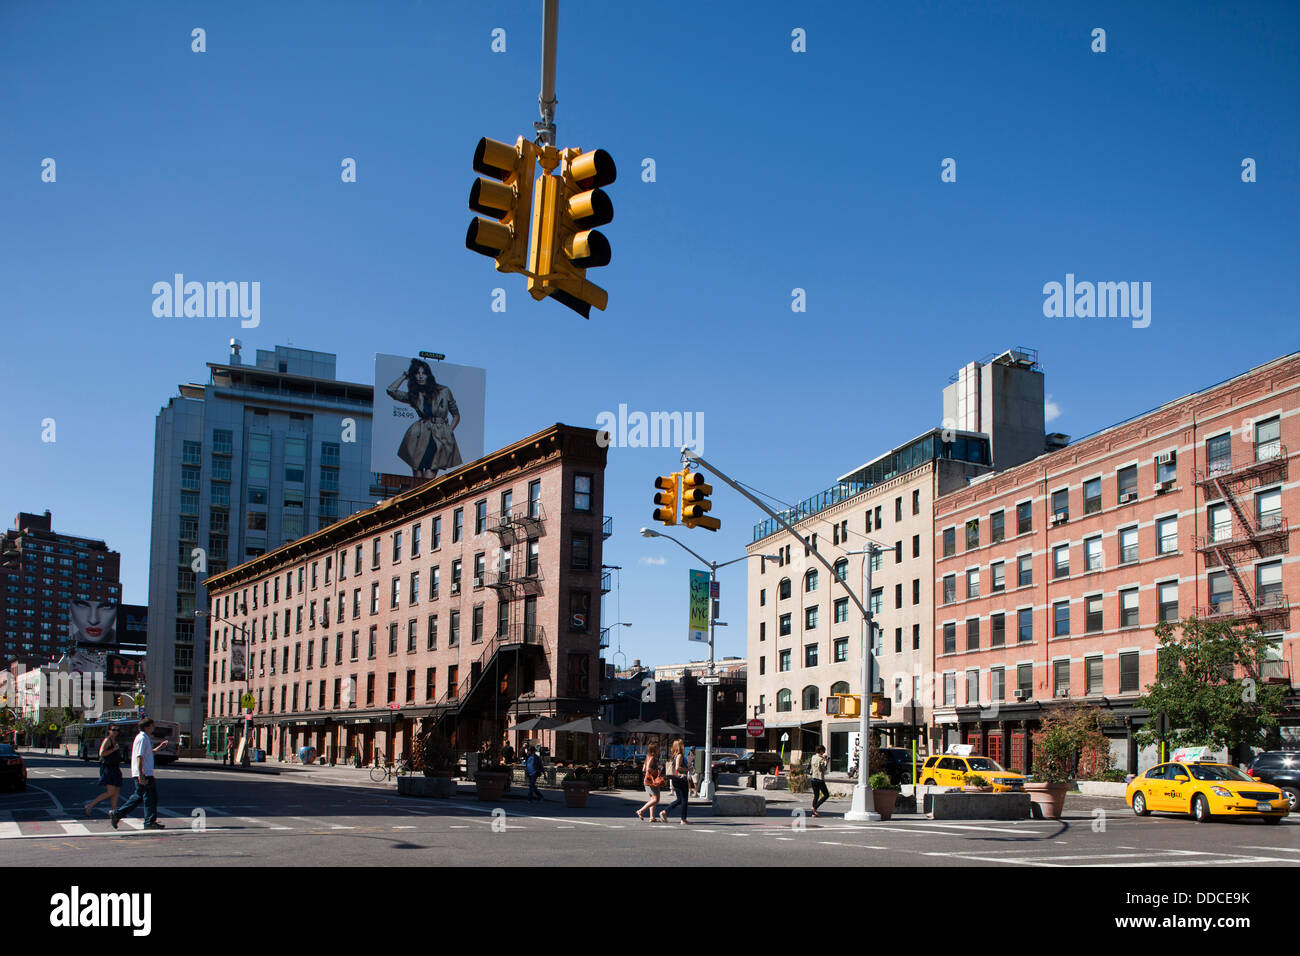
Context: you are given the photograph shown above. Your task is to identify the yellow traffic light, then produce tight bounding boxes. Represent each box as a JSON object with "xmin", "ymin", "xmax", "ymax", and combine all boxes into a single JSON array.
[
  {"xmin": 680, "ymin": 472, "xmax": 720, "ymax": 531},
  {"xmin": 652, "ymin": 472, "xmax": 679, "ymax": 526},
  {"xmin": 528, "ymin": 146, "xmax": 616, "ymax": 318},
  {"xmin": 466, "ymin": 136, "xmax": 538, "ymax": 275},
  {"xmin": 825, "ymin": 694, "xmax": 861, "ymax": 718}
]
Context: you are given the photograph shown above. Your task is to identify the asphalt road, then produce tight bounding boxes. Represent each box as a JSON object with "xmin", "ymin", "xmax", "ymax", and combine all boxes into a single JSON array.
[{"xmin": 5, "ymin": 752, "xmax": 1299, "ymax": 867}]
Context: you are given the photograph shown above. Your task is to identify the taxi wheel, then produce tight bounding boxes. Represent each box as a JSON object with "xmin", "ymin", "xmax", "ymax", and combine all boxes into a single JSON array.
[
  {"xmin": 923, "ymin": 778, "xmax": 936, "ymax": 787},
  {"xmin": 1189, "ymin": 794, "xmax": 1211, "ymax": 824},
  {"xmin": 1131, "ymin": 792, "xmax": 1149, "ymax": 816}
]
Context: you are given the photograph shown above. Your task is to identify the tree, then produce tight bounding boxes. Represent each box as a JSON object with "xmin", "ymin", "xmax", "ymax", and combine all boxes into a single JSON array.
[
  {"xmin": 1134, "ymin": 617, "xmax": 1287, "ymax": 754},
  {"xmin": 1032, "ymin": 704, "xmax": 1112, "ymax": 782}
]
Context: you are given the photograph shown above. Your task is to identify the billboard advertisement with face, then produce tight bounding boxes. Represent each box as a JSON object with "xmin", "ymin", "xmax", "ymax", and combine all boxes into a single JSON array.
[
  {"xmin": 372, "ymin": 354, "xmax": 486, "ymax": 481},
  {"xmin": 69, "ymin": 599, "xmax": 119, "ymax": 646}
]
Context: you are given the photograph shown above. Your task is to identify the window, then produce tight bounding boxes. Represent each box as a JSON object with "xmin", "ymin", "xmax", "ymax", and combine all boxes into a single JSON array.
[
  {"xmin": 913, "ymin": 489, "xmax": 921, "ymax": 515},
  {"xmin": 475, "ymin": 500, "xmax": 487, "ymax": 535},
  {"xmin": 1085, "ymin": 536, "xmax": 1103, "ymax": 571},
  {"xmin": 571, "ymin": 532, "xmax": 592, "ymax": 571},
  {"xmin": 1083, "ymin": 654, "xmax": 1104, "ymax": 697},
  {"xmin": 427, "ymin": 615, "xmax": 438, "ymax": 650},
  {"xmin": 805, "ymin": 569, "xmax": 818, "ymax": 592},
  {"xmin": 392, "ymin": 531, "xmax": 403, "ymax": 563},
  {"xmin": 779, "ymin": 614, "xmax": 791, "ymax": 637},
  {"xmin": 895, "ymin": 627, "xmax": 902, "ymax": 653},
  {"xmin": 354, "ymin": 544, "xmax": 363, "ymax": 575},
  {"xmin": 1053, "ymin": 601, "xmax": 1070, "ymax": 637},
  {"xmin": 449, "ymin": 610, "xmax": 460, "ymax": 646},
  {"xmin": 990, "ymin": 613, "xmax": 1005, "ymax": 647},
  {"xmin": 387, "ymin": 623, "xmax": 398, "ymax": 655},
  {"xmin": 1156, "ymin": 450, "xmax": 1177, "ymax": 484},
  {"xmin": 1256, "ymin": 416, "xmax": 1281, "ymax": 461},
  {"xmin": 990, "ymin": 510, "xmax": 1005, "ymax": 542},
  {"xmin": 452, "ymin": 508, "xmax": 463, "ymax": 543},
  {"xmin": 411, "ymin": 523, "xmax": 422, "ymax": 556},
  {"xmin": 966, "ymin": 670, "xmax": 979, "ymax": 706},
  {"xmin": 1016, "ymin": 554, "xmax": 1032, "ymax": 587},
  {"xmin": 1118, "ymin": 588, "xmax": 1139, "ymax": 627},
  {"xmin": 1208, "ymin": 503, "xmax": 1231, "ymax": 543},
  {"xmin": 870, "ymin": 588, "xmax": 883, "ymax": 615},
  {"xmin": 834, "ymin": 598, "xmax": 848, "ymax": 624},
  {"xmin": 1083, "ymin": 477, "xmax": 1101, "ymax": 514},
  {"xmin": 942, "ymin": 527, "xmax": 956, "ymax": 557},
  {"xmin": 1017, "ymin": 608, "xmax": 1033, "ymax": 643},
  {"xmin": 528, "ymin": 480, "xmax": 542, "ymax": 518},
  {"xmin": 833, "ymin": 558, "xmax": 847, "ymax": 582},
  {"xmin": 942, "ymin": 622, "xmax": 956, "ymax": 654},
  {"xmin": 430, "ymin": 566, "xmax": 440, "ymax": 599},
  {"xmin": 1085, "ymin": 594, "xmax": 1104, "ymax": 632},
  {"xmin": 431, "ymin": 516, "xmax": 441, "ymax": 550},
  {"xmin": 1053, "ymin": 660, "xmax": 1070, "ymax": 697},
  {"xmin": 390, "ymin": 576, "xmax": 400, "ymax": 609},
  {"xmin": 1119, "ymin": 526, "xmax": 1138, "ymax": 565},
  {"xmin": 965, "ymin": 518, "xmax": 979, "ymax": 550},
  {"xmin": 778, "ymin": 578, "xmax": 791, "ymax": 600},
  {"xmin": 473, "ymin": 552, "xmax": 486, "ymax": 587},
  {"xmin": 372, "ymin": 537, "xmax": 381, "ymax": 569},
  {"xmin": 943, "ymin": 673, "xmax": 956, "ymax": 707},
  {"xmin": 965, "ymin": 568, "xmax": 980, "ymax": 599},
  {"xmin": 870, "ymin": 551, "xmax": 882, "ymax": 572},
  {"xmin": 573, "ymin": 474, "xmax": 593, "ymax": 512},
  {"xmin": 451, "ymin": 559, "xmax": 462, "ymax": 593},
  {"xmin": 1119, "ymin": 652, "xmax": 1140, "ymax": 693},
  {"xmin": 1257, "ymin": 560, "xmax": 1283, "ymax": 606},
  {"xmin": 760, "ymin": 589, "xmax": 766, "ymax": 606},
  {"xmin": 1157, "ymin": 516, "xmax": 1178, "ymax": 554},
  {"xmin": 776, "ymin": 689, "xmax": 792, "ymax": 713},
  {"xmin": 1051, "ymin": 488, "xmax": 1069, "ymax": 522},
  {"xmin": 913, "ymin": 578, "xmax": 921, "ymax": 605},
  {"xmin": 1017, "ymin": 664, "xmax": 1033, "ymax": 697},
  {"xmin": 1157, "ymin": 581, "xmax": 1178, "ymax": 622},
  {"xmin": 1208, "ymin": 570, "xmax": 1232, "ymax": 612},
  {"xmin": 943, "ymin": 574, "xmax": 956, "ymax": 605},
  {"xmin": 834, "ymin": 637, "xmax": 849, "ymax": 662},
  {"xmin": 991, "ymin": 667, "xmax": 1005, "ymax": 702},
  {"xmin": 1256, "ymin": 488, "xmax": 1282, "ymax": 531},
  {"xmin": 1016, "ymin": 501, "xmax": 1032, "ymax": 535},
  {"xmin": 805, "ymin": 607, "xmax": 818, "ymax": 630},
  {"xmin": 804, "ymin": 644, "xmax": 818, "ymax": 667},
  {"xmin": 410, "ymin": 571, "xmax": 420, "ymax": 604},
  {"xmin": 895, "ymin": 582, "xmax": 903, "ymax": 608},
  {"xmin": 779, "ymin": 649, "xmax": 791, "ymax": 672},
  {"xmin": 965, "ymin": 618, "xmax": 980, "ymax": 651},
  {"xmin": 913, "ymin": 534, "xmax": 920, "ymax": 558},
  {"xmin": 1052, "ymin": 544, "xmax": 1069, "ymax": 579},
  {"xmin": 367, "ymin": 626, "xmax": 377, "ymax": 659},
  {"xmin": 895, "ymin": 496, "xmax": 903, "ymax": 521},
  {"xmin": 568, "ymin": 591, "xmax": 589, "ymax": 633},
  {"xmin": 759, "ymin": 657, "xmax": 766, "ymax": 676},
  {"xmin": 991, "ymin": 561, "xmax": 1005, "ymax": 592},
  {"xmin": 1117, "ymin": 465, "xmax": 1138, "ymax": 502}
]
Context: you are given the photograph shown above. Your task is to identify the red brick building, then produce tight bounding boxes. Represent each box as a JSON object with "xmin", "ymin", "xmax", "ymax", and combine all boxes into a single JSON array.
[
  {"xmin": 202, "ymin": 424, "xmax": 610, "ymax": 764},
  {"xmin": 933, "ymin": 352, "xmax": 1300, "ymax": 773}
]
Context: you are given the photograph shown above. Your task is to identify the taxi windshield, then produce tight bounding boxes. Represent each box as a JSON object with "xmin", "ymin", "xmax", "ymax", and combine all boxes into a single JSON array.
[
  {"xmin": 1187, "ymin": 764, "xmax": 1252, "ymax": 782},
  {"xmin": 966, "ymin": 757, "xmax": 1005, "ymax": 772}
]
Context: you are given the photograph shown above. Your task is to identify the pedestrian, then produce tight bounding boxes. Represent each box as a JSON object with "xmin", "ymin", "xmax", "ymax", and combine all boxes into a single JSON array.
[
  {"xmin": 636, "ymin": 741, "xmax": 665, "ymax": 822},
  {"xmin": 524, "ymin": 746, "xmax": 544, "ymax": 801},
  {"xmin": 84, "ymin": 724, "xmax": 124, "ymax": 817},
  {"xmin": 502, "ymin": 739, "xmax": 516, "ymax": 765},
  {"xmin": 661, "ymin": 738, "xmax": 690, "ymax": 824},
  {"xmin": 224, "ymin": 732, "xmax": 235, "ymax": 766},
  {"xmin": 109, "ymin": 719, "xmax": 168, "ymax": 830},
  {"xmin": 809, "ymin": 744, "xmax": 830, "ymax": 818}
]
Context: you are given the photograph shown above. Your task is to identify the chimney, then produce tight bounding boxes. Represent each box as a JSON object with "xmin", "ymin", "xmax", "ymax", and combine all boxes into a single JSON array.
[{"xmin": 230, "ymin": 338, "xmax": 243, "ymax": 365}]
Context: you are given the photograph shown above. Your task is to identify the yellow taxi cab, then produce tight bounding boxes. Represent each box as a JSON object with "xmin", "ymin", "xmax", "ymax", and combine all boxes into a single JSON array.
[
  {"xmin": 1126, "ymin": 761, "xmax": 1289, "ymax": 824},
  {"xmin": 918, "ymin": 754, "xmax": 1026, "ymax": 791}
]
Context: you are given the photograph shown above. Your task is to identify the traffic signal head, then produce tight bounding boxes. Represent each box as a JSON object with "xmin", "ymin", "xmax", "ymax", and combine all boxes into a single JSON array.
[
  {"xmin": 466, "ymin": 136, "xmax": 538, "ymax": 274},
  {"xmin": 528, "ymin": 146, "xmax": 617, "ymax": 318},
  {"xmin": 652, "ymin": 473, "xmax": 678, "ymax": 526},
  {"xmin": 870, "ymin": 695, "xmax": 892, "ymax": 719},
  {"xmin": 680, "ymin": 472, "xmax": 720, "ymax": 531}
]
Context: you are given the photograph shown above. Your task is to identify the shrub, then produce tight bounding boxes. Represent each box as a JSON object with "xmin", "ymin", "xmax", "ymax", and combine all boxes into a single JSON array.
[
  {"xmin": 868, "ymin": 771, "xmax": 898, "ymax": 791},
  {"xmin": 964, "ymin": 773, "xmax": 991, "ymax": 788},
  {"xmin": 786, "ymin": 769, "xmax": 810, "ymax": 793}
]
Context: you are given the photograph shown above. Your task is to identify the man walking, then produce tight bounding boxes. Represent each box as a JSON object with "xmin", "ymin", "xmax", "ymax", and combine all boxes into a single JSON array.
[
  {"xmin": 524, "ymin": 745, "xmax": 544, "ymax": 802},
  {"xmin": 224, "ymin": 732, "xmax": 235, "ymax": 766},
  {"xmin": 809, "ymin": 744, "xmax": 830, "ymax": 818},
  {"xmin": 110, "ymin": 719, "xmax": 168, "ymax": 830}
]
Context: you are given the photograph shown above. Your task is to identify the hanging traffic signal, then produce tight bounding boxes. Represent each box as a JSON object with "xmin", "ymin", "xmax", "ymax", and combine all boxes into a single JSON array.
[
  {"xmin": 680, "ymin": 472, "xmax": 720, "ymax": 531},
  {"xmin": 466, "ymin": 136, "xmax": 538, "ymax": 275},
  {"xmin": 528, "ymin": 146, "xmax": 616, "ymax": 318},
  {"xmin": 652, "ymin": 472, "xmax": 679, "ymax": 526}
]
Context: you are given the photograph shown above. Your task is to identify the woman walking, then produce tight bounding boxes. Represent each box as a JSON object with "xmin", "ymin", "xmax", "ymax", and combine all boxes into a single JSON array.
[
  {"xmin": 661, "ymin": 738, "xmax": 691, "ymax": 824},
  {"xmin": 85, "ymin": 725, "xmax": 124, "ymax": 817},
  {"xmin": 636, "ymin": 741, "xmax": 665, "ymax": 822}
]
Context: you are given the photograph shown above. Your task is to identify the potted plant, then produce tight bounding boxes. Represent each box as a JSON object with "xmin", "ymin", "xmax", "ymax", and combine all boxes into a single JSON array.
[
  {"xmin": 869, "ymin": 772, "xmax": 900, "ymax": 820},
  {"xmin": 962, "ymin": 773, "xmax": 993, "ymax": 792},
  {"xmin": 1027, "ymin": 729, "xmax": 1074, "ymax": 818}
]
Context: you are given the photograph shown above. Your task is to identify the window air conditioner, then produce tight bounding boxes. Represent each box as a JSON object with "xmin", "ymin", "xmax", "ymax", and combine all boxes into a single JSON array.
[
  {"xmin": 1014, "ymin": 689, "xmax": 1028, "ymax": 700},
  {"xmin": 1120, "ymin": 492, "xmax": 1138, "ymax": 503}
]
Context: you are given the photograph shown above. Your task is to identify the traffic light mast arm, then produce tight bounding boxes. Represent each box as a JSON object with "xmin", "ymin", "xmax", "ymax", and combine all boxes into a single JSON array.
[
  {"xmin": 536, "ymin": 0, "xmax": 558, "ymax": 146},
  {"xmin": 680, "ymin": 448, "xmax": 872, "ymax": 624}
]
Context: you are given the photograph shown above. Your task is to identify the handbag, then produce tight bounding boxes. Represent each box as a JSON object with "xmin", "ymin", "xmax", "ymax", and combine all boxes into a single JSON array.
[{"xmin": 644, "ymin": 761, "xmax": 666, "ymax": 788}]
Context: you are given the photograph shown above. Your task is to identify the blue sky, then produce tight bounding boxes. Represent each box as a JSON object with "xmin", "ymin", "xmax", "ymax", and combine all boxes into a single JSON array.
[{"xmin": 2, "ymin": 1, "xmax": 1297, "ymax": 668}]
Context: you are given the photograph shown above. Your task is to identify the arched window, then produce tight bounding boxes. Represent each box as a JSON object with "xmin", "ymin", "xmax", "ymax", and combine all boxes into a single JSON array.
[
  {"xmin": 805, "ymin": 569, "xmax": 818, "ymax": 592},
  {"xmin": 830, "ymin": 680, "xmax": 850, "ymax": 696},
  {"xmin": 776, "ymin": 688, "xmax": 793, "ymax": 713},
  {"xmin": 802, "ymin": 685, "xmax": 820, "ymax": 711},
  {"xmin": 834, "ymin": 558, "xmax": 848, "ymax": 582},
  {"xmin": 778, "ymin": 578, "xmax": 791, "ymax": 600}
]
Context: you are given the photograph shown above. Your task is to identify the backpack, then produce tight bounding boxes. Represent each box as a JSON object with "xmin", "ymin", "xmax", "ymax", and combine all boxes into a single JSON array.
[{"xmin": 526, "ymin": 754, "xmax": 541, "ymax": 776}]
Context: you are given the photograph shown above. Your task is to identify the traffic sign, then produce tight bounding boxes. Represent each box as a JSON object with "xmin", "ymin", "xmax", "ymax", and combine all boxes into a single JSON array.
[
  {"xmin": 746, "ymin": 718, "xmax": 765, "ymax": 737},
  {"xmin": 388, "ymin": 703, "xmax": 401, "ymax": 710},
  {"xmin": 699, "ymin": 676, "xmax": 721, "ymax": 685},
  {"xmin": 709, "ymin": 581, "xmax": 719, "ymax": 598},
  {"xmin": 133, "ymin": 694, "xmax": 145, "ymax": 706},
  {"xmin": 240, "ymin": 692, "xmax": 255, "ymax": 710}
]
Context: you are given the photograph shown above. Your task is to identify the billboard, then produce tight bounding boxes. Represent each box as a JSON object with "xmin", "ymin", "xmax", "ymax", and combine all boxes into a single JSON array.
[
  {"xmin": 372, "ymin": 353, "xmax": 486, "ymax": 480},
  {"xmin": 688, "ymin": 570, "xmax": 709, "ymax": 642},
  {"xmin": 106, "ymin": 654, "xmax": 143, "ymax": 686},
  {"xmin": 117, "ymin": 604, "xmax": 148, "ymax": 649},
  {"xmin": 68, "ymin": 599, "xmax": 119, "ymax": 646}
]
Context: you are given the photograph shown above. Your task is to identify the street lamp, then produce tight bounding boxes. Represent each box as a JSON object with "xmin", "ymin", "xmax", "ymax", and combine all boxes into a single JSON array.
[
  {"xmin": 195, "ymin": 608, "xmax": 252, "ymax": 768},
  {"xmin": 640, "ymin": 526, "xmax": 779, "ymax": 800},
  {"xmin": 841, "ymin": 543, "xmax": 888, "ymax": 822}
]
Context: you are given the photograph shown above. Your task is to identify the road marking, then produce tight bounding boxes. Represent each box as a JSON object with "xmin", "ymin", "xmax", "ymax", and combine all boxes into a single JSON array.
[
  {"xmin": 1239, "ymin": 845, "xmax": 1300, "ymax": 853},
  {"xmin": 0, "ymin": 816, "xmax": 21, "ymax": 839},
  {"xmin": 392, "ymin": 826, "xmax": 416, "ymax": 830},
  {"xmin": 27, "ymin": 785, "xmax": 64, "ymax": 814},
  {"xmin": 907, "ymin": 822, "xmax": 1043, "ymax": 835},
  {"xmin": 52, "ymin": 820, "xmax": 91, "ymax": 836},
  {"xmin": 923, "ymin": 851, "xmax": 1059, "ymax": 867}
]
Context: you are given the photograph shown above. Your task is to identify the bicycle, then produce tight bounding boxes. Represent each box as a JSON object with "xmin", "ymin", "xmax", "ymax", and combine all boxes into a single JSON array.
[{"xmin": 369, "ymin": 753, "xmax": 412, "ymax": 783}]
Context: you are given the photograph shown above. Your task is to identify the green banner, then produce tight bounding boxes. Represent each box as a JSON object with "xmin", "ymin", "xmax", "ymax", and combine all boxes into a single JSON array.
[{"xmin": 688, "ymin": 569, "xmax": 709, "ymax": 642}]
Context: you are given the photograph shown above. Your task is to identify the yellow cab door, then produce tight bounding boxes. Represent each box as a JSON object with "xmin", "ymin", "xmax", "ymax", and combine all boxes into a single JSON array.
[
  {"xmin": 1165, "ymin": 764, "xmax": 1193, "ymax": 813},
  {"xmin": 1142, "ymin": 764, "xmax": 1170, "ymax": 811},
  {"xmin": 938, "ymin": 757, "xmax": 964, "ymax": 786}
]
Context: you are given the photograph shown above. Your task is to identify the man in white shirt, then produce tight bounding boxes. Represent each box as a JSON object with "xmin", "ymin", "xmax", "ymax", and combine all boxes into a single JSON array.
[{"xmin": 110, "ymin": 719, "xmax": 168, "ymax": 830}]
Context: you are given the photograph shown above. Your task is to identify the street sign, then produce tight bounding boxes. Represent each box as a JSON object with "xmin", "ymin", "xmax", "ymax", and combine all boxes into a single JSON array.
[
  {"xmin": 746, "ymin": 718, "xmax": 765, "ymax": 737},
  {"xmin": 388, "ymin": 702, "xmax": 401, "ymax": 710},
  {"xmin": 137, "ymin": 706, "xmax": 145, "ymax": 717},
  {"xmin": 709, "ymin": 581, "xmax": 719, "ymax": 599},
  {"xmin": 133, "ymin": 694, "xmax": 145, "ymax": 706},
  {"xmin": 240, "ymin": 692, "xmax": 255, "ymax": 710},
  {"xmin": 699, "ymin": 676, "xmax": 721, "ymax": 685}
]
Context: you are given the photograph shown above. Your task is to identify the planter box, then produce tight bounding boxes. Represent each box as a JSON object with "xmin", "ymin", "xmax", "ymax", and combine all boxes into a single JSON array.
[
  {"xmin": 758, "ymin": 774, "xmax": 788, "ymax": 791},
  {"xmin": 929, "ymin": 791, "xmax": 1032, "ymax": 820},
  {"xmin": 562, "ymin": 781, "xmax": 592, "ymax": 808},
  {"xmin": 475, "ymin": 771, "xmax": 509, "ymax": 802},
  {"xmin": 1076, "ymin": 781, "xmax": 1128, "ymax": 797},
  {"xmin": 399, "ymin": 776, "xmax": 456, "ymax": 799},
  {"xmin": 712, "ymin": 793, "xmax": 767, "ymax": 816}
]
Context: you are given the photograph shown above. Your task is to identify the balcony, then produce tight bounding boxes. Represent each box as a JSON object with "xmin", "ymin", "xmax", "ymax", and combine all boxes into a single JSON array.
[
  {"xmin": 1196, "ymin": 590, "xmax": 1289, "ymax": 622},
  {"xmin": 1195, "ymin": 515, "xmax": 1289, "ymax": 553},
  {"xmin": 601, "ymin": 571, "xmax": 612, "ymax": 595},
  {"xmin": 1194, "ymin": 445, "xmax": 1288, "ymax": 487},
  {"xmin": 602, "ymin": 515, "xmax": 614, "ymax": 540}
]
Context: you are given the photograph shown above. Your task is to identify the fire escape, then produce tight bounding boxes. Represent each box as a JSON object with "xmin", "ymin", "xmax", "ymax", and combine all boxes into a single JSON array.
[{"xmin": 1193, "ymin": 441, "xmax": 1291, "ymax": 684}]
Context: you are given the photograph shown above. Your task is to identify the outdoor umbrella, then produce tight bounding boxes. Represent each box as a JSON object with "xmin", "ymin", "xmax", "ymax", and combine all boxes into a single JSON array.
[
  {"xmin": 511, "ymin": 716, "xmax": 566, "ymax": 732},
  {"xmin": 618, "ymin": 719, "xmax": 649, "ymax": 732},
  {"xmin": 637, "ymin": 718, "xmax": 687, "ymax": 736},
  {"xmin": 551, "ymin": 716, "xmax": 621, "ymax": 734}
]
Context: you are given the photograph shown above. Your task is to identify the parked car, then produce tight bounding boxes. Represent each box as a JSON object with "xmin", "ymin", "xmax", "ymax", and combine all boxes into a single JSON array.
[
  {"xmin": 735, "ymin": 750, "xmax": 784, "ymax": 774},
  {"xmin": 1246, "ymin": 751, "xmax": 1300, "ymax": 812},
  {"xmin": 918, "ymin": 754, "xmax": 1026, "ymax": 791},
  {"xmin": 878, "ymin": 747, "xmax": 921, "ymax": 786},
  {"xmin": 1127, "ymin": 761, "xmax": 1288, "ymax": 823},
  {"xmin": 0, "ymin": 743, "xmax": 27, "ymax": 791}
]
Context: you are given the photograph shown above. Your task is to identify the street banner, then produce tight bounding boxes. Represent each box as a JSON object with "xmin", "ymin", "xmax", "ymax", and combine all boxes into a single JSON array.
[
  {"xmin": 688, "ymin": 569, "xmax": 709, "ymax": 642},
  {"xmin": 231, "ymin": 638, "xmax": 247, "ymax": 683}
]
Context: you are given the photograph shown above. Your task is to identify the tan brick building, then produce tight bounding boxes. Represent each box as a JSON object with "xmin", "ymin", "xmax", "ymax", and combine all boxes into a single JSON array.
[
  {"xmin": 202, "ymin": 423, "xmax": 610, "ymax": 764},
  {"xmin": 933, "ymin": 352, "xmax": 1300, "ymax": 773}
]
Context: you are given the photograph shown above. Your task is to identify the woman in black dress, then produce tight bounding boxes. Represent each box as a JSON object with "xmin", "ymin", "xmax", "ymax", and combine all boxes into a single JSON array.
[{"xmin": 85, "ymin": 725, "xmax": 124, "ymax": 816}]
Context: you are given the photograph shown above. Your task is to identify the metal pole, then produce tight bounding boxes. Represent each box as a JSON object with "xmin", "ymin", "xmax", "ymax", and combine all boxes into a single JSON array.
[
  {"xmin": 845, "ymin": 547, "xmax": 879, "ymax": 821},
  {"xmin": 536, "ymin": 0, "xmax": 559, "ymax": 146},
  {"xmin": 700, "ymin": 563, "xmax": 717, "ymax": 800}
]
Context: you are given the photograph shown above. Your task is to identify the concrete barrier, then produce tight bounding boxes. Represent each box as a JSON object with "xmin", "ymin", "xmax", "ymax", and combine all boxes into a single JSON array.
[
  {"xmin": 398, "ymin": 776, "xmax": 457, "ymax": 798},
  {"xmin": 1076, "ymin": 781, "xmax": 1128, "ymax": 797},
  {"xmin": 929, "ymin": 791, "xmax": 1031, "ymax": 820},
  {"xmin": 758, "ymin": 774, "xmax": 788, "ymax": 791},
  {"xmin": 712, "ymin": 792, "xmax": 767, "ymax": 816}
]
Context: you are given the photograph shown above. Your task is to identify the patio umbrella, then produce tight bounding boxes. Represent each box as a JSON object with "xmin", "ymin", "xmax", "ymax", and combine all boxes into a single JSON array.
[
  {"xmin": 551, "ymin": 716, "xmax": 621, "ymax": 735},
  {"xmin": 637, "ymin": 718, "xmax": 687, "ymax": 736},
  {"xmin": 617, "ymin": 719, "xmax": 649, "ymax": 732},
  {"xmin": 511, "ymin": 716, "xmax": 566, "ymax": 732}
]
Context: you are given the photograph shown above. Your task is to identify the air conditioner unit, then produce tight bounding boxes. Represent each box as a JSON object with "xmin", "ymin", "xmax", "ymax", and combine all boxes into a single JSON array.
[
  {"xmin": 1055, "ymin": 688, "xmax": 1070, "ymax": 698},
  {"xmin": 473, "ymin": 577, "xmax": 484, "ymax": 588},
  {"xmin": 1120, "ymin": 492, "xmax": 1138, "ymax": 503},
  {"xmin": 1053, "ymin": 511, "xmax": 1068, "ymax": 524},
  {"xmin": 1156, "ymin": 450, "xmax": 1174, "ymax": 465},
  {"xmin": 450, "ymin": 583, "xmax": 461, "ymax": 595},
  {"xmin": 1014, "ymin": 689, "xmax": 1028, "ymax": 700}
]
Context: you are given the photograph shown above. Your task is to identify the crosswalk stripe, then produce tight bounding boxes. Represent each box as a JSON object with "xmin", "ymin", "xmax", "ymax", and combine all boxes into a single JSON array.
[
  {"xmin": 0, "ymin": 817, "xmax": 20, "ymax": 839},
  {"xmin": 53, "ymin": 820, "xmax": 91, "ymax": 836}
]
